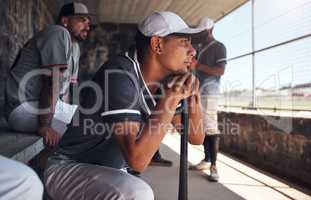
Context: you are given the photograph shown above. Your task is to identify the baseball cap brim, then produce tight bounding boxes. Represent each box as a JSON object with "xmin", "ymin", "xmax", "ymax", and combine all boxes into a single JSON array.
[
  {"xmin": 175, "ymin": 26, "xmax": 207, "ymax": 35},
  {"xmin": 169, "ymin": 27, "xmax": 207, "ymax": 43}
]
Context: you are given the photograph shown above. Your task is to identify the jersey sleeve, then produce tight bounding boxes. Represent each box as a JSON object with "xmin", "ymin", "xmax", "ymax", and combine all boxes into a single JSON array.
[
  {"xmin": 36, "ymin": 27, "xmax": 71, "ymax": 69},
  {"xmin": 96, "ymin": 59, "xmax": 143, "ymax": 123},
  {"xmin": 215, "ymin": 42, "xmax": 227, "ymax": 65}
]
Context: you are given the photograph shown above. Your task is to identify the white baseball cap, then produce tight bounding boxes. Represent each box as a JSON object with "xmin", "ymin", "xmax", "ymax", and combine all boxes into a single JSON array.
[
  {"xmin": 138, "ymin": 11, "xmax": 205, "ymax": 37},
  {"xmin": 198, "ymin": 16, "xmax": 214, "ymax": 30}
]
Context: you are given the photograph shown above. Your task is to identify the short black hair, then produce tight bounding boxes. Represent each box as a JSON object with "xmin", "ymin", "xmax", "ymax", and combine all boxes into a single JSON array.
[{"xmin": 135, "ymin": 30, "xmax": 151, "ymax": 62}]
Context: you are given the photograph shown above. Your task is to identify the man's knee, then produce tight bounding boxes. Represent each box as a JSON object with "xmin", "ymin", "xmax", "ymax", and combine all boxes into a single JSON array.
[
  {"xmin": 125, "ymin": 176, "xmax": 154, "ymax": 200},
  {"xmin": 91, "ymin": 173, "xmax": 154, "ymax": 200},
  {"xmin": 1, "ymin": 158, "xmax": 43, "ymax": 200},
  {"xmin": 135, "ymin": 181, "xmax": 154, "ymax": 200},
  {"xmin": 18, "ymin": 164, "xmax": 44, "ymax": 199}
]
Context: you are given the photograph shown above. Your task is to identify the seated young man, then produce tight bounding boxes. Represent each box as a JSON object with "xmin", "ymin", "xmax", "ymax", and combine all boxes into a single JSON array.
[
  {"xmin": 44, "ymin": 11, "xmax": 205, "ymax": 200},
  {"xmin": 5, "ymin": 2, "xmax": 92, "ymax": 148}
]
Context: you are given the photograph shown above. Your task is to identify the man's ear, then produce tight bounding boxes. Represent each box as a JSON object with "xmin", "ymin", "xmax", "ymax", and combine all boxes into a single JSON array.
[
  {"xmin": 150, "ymin": 36, "xmax": 163, "ymax": 54},
  {"xmin": 208, "ymin": 28, "xmax": 213, "ymax": 36},
  {"xmin": 60, "ymin": 16, "xmax": 69, "ymax": 27}
]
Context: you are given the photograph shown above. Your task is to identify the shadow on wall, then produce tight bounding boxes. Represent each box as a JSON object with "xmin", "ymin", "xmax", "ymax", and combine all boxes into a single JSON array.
[
  {"xmin": 79, "ymin": 23, "xmax": 137, "ymax": 82},
  {"xmin": 0, "ymin": 0, "xmax": 56, "ymax": 118}
]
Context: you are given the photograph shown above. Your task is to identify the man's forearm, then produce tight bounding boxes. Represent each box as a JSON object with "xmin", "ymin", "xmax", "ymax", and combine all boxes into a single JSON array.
[
  {"xmin": 140, "ymin": 97, "xmax": 180, "ymax": 152},
  {"xmin": 39, "ymin": 71, "xmax": 59, "ymax": 128},
  {"xmin": 126, "ymin": 96, "xmax": 181, "ymax": 171}
]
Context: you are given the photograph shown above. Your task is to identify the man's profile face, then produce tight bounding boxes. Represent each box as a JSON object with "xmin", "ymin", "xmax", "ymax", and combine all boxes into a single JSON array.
[
  {"xmin": 65, "ymin": 16, "xmax": 91, "ymax": 41},
  {"xmin": 157, "ymin": 35, "xmax": 196, "ymax": 74}
]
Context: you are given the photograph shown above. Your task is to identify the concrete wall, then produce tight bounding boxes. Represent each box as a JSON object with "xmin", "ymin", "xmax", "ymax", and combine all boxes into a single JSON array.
[
  {"xmin": 0, "ymin": 0, "xmax": 57, "ymax": 117},
  {"xmin": 219, "ymin": 111, "xmax": 311, "ymax": 188},
  {"xmin": 79, "ymin": 23, "xmax": 137, "ymax": 81}
]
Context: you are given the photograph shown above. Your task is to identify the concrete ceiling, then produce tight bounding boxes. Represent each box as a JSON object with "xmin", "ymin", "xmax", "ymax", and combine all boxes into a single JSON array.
[{"xmin": 76, "ymin": 0, "xmax": 249, "ymax": 25}]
